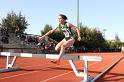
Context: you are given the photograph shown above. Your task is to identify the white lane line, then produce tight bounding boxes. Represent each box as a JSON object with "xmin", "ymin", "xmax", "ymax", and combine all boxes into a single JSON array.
[
  {"xmin": 40, "ymin": 71, "xmax": 72, "ymax": 82},
  {"xmin": 0, "ymin": 64, "xmax": 69, "ymax": 80},
  {"xmin": 0, "ymin": 71, "xmax": 39, "ymax": 80}
]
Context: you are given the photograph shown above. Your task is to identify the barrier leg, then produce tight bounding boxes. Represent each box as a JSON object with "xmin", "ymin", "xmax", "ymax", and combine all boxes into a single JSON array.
[
  {"xmin": 69, "ymin": 60, "xmax": 94, "ymax": 82},
  {"xmin": 6, "ymin": 56, "xmax": 17, "ymax": 68},
  {"xmin": 82, "ymin": 61, "xmax": 94, "ymax": 82},
  {"xmin": 84, "ymin": 60, "xmax": 88, "ymax": 81},
  {"xmin": 0, "ymin": 56, "xmax": 20, "ymax": 73},
  {"xmin": 69, "ymin": 60, "xmax": 84, "ymax": 77}
]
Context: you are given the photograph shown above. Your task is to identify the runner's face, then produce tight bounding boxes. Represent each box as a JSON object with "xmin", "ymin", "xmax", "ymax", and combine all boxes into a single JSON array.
[{"xmin": 58, "ymin": 16, "xmax": 65, "ymax": 24}]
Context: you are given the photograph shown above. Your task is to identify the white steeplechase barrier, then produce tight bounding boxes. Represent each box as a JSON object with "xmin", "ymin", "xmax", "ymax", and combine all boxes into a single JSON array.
[{"xmin": 0, "ymin": 52, "xmax": 102, "ymax": 82}]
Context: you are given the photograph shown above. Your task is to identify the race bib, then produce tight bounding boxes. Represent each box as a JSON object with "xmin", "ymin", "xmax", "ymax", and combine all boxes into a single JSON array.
[{"xmin": 63, "ymin": 32, "xmax": 69, "ymax": 37}]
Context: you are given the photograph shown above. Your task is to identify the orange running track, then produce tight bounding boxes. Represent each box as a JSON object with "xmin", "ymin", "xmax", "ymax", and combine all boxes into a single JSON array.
[{"xmin": 0, "ymin": 52, "xmax": 124, "ymax": 82}]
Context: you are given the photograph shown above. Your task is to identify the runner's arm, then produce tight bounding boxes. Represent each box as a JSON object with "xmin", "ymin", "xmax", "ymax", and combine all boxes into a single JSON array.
[
  {"xmin": 39, "ymin": 27, "xmax": 57, "ymax": 40},
  {"xmin": 68, "ymin": 23, "xmax": 81, "ymax": 41}
]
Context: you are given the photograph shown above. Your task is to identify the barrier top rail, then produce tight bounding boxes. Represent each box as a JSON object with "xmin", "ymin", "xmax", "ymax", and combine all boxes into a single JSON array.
[{"xmin": 1, "ymin": 52, "xmax": 102, "ymax": 61}]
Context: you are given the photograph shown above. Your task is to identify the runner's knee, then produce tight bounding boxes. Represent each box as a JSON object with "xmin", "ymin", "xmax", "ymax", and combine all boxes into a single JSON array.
[
  {"xmin": 55, "ymin": 46, "xmax": 59, "ymax": 51},
  {"xmin": 61, "ymin": 44, "xmax": 66, "ymax": 49}
]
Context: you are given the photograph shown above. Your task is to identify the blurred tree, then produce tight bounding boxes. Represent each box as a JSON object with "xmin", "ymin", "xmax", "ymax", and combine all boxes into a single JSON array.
[{"xmin": 1, "ymin": 11, "xmax": 29, "ymax": 33}]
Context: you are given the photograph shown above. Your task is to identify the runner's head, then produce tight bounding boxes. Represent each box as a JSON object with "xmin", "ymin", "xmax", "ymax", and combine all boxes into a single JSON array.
[{"xmin": 58, "ymin": 14, "xmax": 67, "ymax": 24}]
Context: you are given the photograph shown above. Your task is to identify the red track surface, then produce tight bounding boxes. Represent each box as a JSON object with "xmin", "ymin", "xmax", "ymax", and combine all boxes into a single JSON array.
[{"xmin": 0, "ymin": 52, "xmax": 124, "ymax": 82}]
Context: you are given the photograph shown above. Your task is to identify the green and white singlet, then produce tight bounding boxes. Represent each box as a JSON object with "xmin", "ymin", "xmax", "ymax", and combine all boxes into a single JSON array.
[{"xmin": 58, "ymin": 22, "xmax": 74, "ymax": 40}]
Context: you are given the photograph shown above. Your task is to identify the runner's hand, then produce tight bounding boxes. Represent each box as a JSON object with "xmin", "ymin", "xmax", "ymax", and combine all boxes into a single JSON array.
[
  {"xmin": 38, "ymin": 36, "xmax": 44, "ymax": 40},
  {"xmin": 78, "ymin": 37, "xmax": 81, "ymax": 41},
  {"xmin": 37, "ymin": 36, "xmax": 45, "ymax": 42}
]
